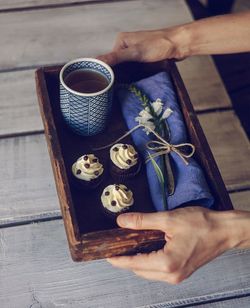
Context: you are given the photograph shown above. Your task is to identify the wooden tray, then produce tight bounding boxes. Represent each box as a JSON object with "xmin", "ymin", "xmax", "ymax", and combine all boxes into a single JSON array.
[{"xmin": 35, "ymin": 61, "xmax": 233, "ymax": 262}]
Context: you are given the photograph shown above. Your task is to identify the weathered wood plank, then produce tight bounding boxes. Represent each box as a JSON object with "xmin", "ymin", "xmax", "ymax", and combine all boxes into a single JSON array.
[
  {"xmin": 0, "ymin": 0, "xmax": 100, "ymax": 10},
  {"xmin": 0, "ymin": 0, "xmax": 231, "ymax": 131},
  {"xmin": 177, "ymin": 56, "xmax": 231, "ymax": 111},
  {"xmin": 230, "ymin": 190, "xmax": 250, "ymax": 212},
  {"xmin": 0, "ymin": 111, "xmax": 249, "ymax": 225},
  {"xmin": 198, "ymin": 111, "xmax": 250, "ymax": 191},
  {"xmin": 0, "ymin": 219, "xmax": 249, "ymax": 308},
  {"xmin": 0, "ymin": 70, "xmax": 43, "ymax": 136},
  {"xmin": 0, "ymin": 134, "xmax": 59, "ymax": 225},
  {"xmin": 0, "ymin": 0, "xmax": 192, "ymax": 70},
  {"xmin": 0, "ymin": 0, "xmax": 247, "ymax": 13}
]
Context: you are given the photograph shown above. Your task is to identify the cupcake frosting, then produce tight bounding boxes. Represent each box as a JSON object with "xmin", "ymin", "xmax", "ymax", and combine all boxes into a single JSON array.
[
  {"xmin": 72, "ymin": 154, "xmax": 104, "ymax": 181},
  {"xmin": 110, "ymin": 143, "xmax": 138, "ymax": 170},
  {"xmin": 101, "ymin": 184, "xmax": 134, "ymax": 213}
]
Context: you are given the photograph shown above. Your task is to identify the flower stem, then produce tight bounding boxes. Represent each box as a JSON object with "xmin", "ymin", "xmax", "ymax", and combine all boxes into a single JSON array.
[
  {"xmin": 155, "ymin": 127, "xmax": 168, "ymax": 211},
  {"xmin": 160, "ymin": 156, "xmax": 168, "ymax": 210},
  {"xmin": 162, "ymin": 124, "xmax": 175, "ymax": 196}
]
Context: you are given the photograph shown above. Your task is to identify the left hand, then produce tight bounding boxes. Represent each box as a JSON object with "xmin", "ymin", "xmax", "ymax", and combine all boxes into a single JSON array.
[{"xmin": 97, "ymin": 29, "xmax": 184, "ymax": 66}]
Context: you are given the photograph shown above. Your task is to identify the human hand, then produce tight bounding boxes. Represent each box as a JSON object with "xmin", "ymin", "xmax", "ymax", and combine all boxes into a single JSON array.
[
  {"xmin": 99, "ymin": 11, "xmax": 250, "ymax": 66},
  {"xmin": 98, "ymin": 28, "xmax": 188, "ymax": 66},
  {"xmin": 107, "ymin": 207, "xmax": 248, "ymax": 284}
]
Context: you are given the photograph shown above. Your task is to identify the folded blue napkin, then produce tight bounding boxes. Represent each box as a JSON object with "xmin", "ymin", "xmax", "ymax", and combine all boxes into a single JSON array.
[{"xmin": 117, "ymin": 72, "xmax": 214, "ymax": 211}]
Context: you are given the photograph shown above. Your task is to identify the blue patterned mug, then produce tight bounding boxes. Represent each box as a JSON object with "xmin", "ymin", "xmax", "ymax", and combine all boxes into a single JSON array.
[{"xmin": 59, "ymin": 58, "xmax": 114, "ymax": 136}]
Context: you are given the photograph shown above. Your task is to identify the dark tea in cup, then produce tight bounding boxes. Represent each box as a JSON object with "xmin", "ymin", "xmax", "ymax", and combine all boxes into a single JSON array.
[{"xmin": 64, "ymin": 70, "xmax": 109, "ymax": 93}]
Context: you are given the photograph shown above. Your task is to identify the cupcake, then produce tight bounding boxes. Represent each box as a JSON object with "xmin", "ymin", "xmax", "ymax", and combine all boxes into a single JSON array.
[
  {"xmin": 71, "ymin": 154, "xmax": 104, "ymax": 189},
  {"xmin": 110, "ymin": 143, "xmax": 141, "ymax": 179},
  {"xmin": 101, "ymin": 184, "xmax": 134, "ymax": 217}
]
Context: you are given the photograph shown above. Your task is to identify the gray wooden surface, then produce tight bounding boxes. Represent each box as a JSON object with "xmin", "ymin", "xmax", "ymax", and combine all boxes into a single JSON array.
[
  {"xmin": 177, "ymin": 56, "xmax": 231, "ymax": 111},
  {"xmin": 0, "ymin": 70, "xmax": 42, "ymax": 136},
  {"xmin": 231, "ymin": 190, "xmax": 250, "ymax": 211},
  {"xmin": 0, "ymin": 0, "xmax": 233, "ymax": 140},
  {"xmin": 198, "ymin": 111, "xmax": 250, "ymax": 191},
  {"xmin": 0, "ymin": 134, "xmax": 60, "ymax": 227},
  {"xmin": 0, "ymin": 0, "xmax": 104, "ymax": 10},
  {"xmin": 0, "ymin": 0, "xmax": 192, "ymax": 70},
  {"xmin": 0, "ymin": 0, "xmax": 250, "ymax": 307},
  {"xmin": 0, "ymin": 219, "xmax": 250, "ymax": 308}
]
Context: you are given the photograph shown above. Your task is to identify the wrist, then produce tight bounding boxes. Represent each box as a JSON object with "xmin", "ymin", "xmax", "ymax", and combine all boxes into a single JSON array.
[
  {"xmin": 231, "ymin": 210, "xmax": 250, "ymax": 249},
  {"xmin": 162, "ymin": 24, "xmax": 193, "ymax": 59},
  {"xmin": 210, "ymin": 210, "xmax": 250, "ymax": 250}
]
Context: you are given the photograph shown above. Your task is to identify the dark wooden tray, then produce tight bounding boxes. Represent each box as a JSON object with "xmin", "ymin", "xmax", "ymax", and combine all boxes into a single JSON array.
[{"xmin": 35, "ymin": 61, "xmax": 233, "ymax": 261}]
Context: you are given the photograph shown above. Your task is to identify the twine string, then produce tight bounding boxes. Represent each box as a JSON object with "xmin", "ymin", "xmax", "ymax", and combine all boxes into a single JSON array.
[{"xmin": 94, "ymin": 124, "xmax": 195, "ymax": 165}]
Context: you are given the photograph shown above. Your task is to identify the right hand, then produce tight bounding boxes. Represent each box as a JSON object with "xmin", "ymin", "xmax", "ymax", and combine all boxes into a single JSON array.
[
  {"xmin": 107, "ymin": 207, "xmax": 250, "ymax": 284},
  {"xmin": 98, "ymin": 29, "xmax": 184, "ymax": 66}
]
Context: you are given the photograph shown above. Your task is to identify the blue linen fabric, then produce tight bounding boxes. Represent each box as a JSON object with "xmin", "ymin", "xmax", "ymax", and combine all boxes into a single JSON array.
[{"xmin": 117, "ymin": 72, "xmax": 214, "ymax": 211}]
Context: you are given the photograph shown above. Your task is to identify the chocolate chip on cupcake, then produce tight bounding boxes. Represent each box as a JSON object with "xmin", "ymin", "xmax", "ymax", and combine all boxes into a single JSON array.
[
  {"xmin": 71, "ymin": 154, "xmax": 104, "ymax": 189},
  {"xmin": 110, "ymin": 143, "xmax": 141, "ymax": 179},
  {"xmin": 101, "ymin": 184, "xmax": 134, "ymax": 217}
]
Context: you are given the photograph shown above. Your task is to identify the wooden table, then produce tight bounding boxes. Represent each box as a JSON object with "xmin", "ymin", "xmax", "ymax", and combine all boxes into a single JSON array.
[{"xmin": 0, "ymin": 1, "xmax": 250, "ymax": 307}]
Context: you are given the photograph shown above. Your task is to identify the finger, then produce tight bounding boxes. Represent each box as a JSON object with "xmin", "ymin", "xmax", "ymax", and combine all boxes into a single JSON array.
[
  {"xmin": 113, "ymin": 30, "xmax": 156, "ymax": 51},
  {"xmin": 117, "ymin": 211, "xmax": 170, "ymax": 231},
  {"xmin": 113, "ymin": 32, "xmax": 139, "ymax": 51},
  {"xmin": 133, "ymin": 270, "xmax": 184, "ymax": 285},
  {"xmin": 96, "ymin": 53, "xmax": 118, "ymax": 66},
  {"xmin": 97, "ymin": 46, "xmax": 141, "ymax": 66},
  {"xmin": 107, "ymin": 249, "xmax": 169, "ymax": 272},
  {"xmin": 113, "ymin": 35, "xmax": 128, "ymax": 51}
]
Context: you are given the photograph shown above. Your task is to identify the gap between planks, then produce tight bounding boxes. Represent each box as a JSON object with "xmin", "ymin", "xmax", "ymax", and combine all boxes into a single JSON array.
[
  {"xmin": 0, "ymin": 0, "xmax": 134, "ymax": 14},
  {"xmin": 0, "ymin": 109, "xmax": 237, "ymax": 140},
  {"xmin": 0, "ymin": 130, "xmax": 44, "ymax": 140},
  {"xmin": 0, "ymin": 189, "xmax": 250, "ymax": 229},
  {"xmin": 158, "ymin": 294, "xmax": 250, "ymax": 308},
  {"xmin": 0, "ymin": 211, "xmax": 62, "ymax": 229}
]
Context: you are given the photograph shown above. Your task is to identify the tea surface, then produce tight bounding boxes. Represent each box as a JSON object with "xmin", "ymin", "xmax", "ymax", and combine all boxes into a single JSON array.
[{"xmin": 65, "ymin": 70, "xmax": 109, "ymax": 93}]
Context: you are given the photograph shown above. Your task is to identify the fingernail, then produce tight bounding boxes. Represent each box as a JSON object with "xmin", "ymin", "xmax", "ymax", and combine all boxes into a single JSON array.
[{"xmin": 117, "ymin": 213, "xmax": 131, "ymax": 227}]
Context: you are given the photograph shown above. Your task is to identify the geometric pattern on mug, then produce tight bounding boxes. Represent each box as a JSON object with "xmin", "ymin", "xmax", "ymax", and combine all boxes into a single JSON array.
[{"xmin": 60, "ymin": 60, "xmax": 113, "ymax": 136}]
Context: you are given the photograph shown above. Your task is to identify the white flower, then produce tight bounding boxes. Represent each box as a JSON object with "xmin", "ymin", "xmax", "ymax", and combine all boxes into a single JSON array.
[
  {"xmin": 152, "ymin": 98, "xmax": 163, "ymax": 116},
  {"xmin": 134, "ymin": 97, "xmax": 173, "ymax": 135},
  {"xmin": 138, "ymin": 108, "xmax": 153, "ymax": 120},
  {"xmin": 143, "ymin": 121, "xmax": 155, "ymax": 135},
  {"xmin": 135, "ymin": 116, "xmax": 155, "ymax": 135},
  {"xmin": 162, "ymin": 107, "xmax": 173, "ymax": 120}
]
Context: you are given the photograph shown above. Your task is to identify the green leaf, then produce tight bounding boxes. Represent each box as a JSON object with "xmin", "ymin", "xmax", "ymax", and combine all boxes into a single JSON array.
[
  {"xmin": 148, "ymin": 152, "xmax": 164, "ymax": 184},
  {"xmin": 129, "ymin": 84, "xmax": 152, "ymax": 110},
  {"xmin": 147, "ymin": 152, "xmax": 168, "ymax": 210}
]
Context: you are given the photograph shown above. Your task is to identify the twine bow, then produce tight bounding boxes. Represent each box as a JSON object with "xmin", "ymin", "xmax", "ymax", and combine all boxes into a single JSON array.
[{"xmin": 94, "ymin": 124, "xmax": 195, "ymax": 165}]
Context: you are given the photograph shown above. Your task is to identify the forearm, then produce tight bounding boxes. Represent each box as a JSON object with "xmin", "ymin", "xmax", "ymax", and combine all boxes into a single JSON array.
[{"xmin": 166, "ymin": 11, "xmax": 250, "ymax": 58}]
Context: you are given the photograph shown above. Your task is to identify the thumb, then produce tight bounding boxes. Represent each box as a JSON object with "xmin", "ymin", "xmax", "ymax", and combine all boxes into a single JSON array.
[
  {"xmin": 97, "ymin": 46, "xmax": 141, "ymax": 66},
  {"xmin": 117, "ymin": 212, "xmax": 169, "ymax": 231}
]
